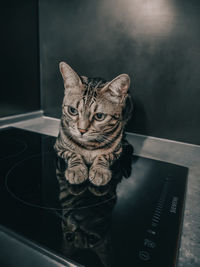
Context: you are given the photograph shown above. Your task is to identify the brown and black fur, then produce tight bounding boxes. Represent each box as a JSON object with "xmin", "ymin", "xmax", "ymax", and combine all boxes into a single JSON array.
[{"xmin": 54, "ymin": 62, "xmax": 133, "ymax": 186}]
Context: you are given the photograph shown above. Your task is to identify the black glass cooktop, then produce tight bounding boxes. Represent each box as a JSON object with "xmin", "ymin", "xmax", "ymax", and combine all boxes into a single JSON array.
[{"xmin": 0, "ymin": 128, "xmax": 188, "ymax": 267}]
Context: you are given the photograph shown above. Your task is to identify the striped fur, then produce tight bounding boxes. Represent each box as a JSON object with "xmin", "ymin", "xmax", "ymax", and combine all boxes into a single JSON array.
[{"xmin": 54, "ymin": 62, "xmax": 133, "ymax": 186}]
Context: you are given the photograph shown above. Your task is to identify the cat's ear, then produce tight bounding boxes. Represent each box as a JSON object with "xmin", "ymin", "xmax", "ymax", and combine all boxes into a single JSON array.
[
  {"xmin": 101, "ymin": 74, "xmax": 130, "ymax": 103},
  {"xmin": 59, "ymin": 62, "xmax": 82, "ymax": 89}
]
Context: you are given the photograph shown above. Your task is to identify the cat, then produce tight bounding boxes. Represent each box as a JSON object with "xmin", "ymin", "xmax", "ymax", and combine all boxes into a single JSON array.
[{"xmin": 54, "ymin": 62, "xmax": 133, "ymax": 186}]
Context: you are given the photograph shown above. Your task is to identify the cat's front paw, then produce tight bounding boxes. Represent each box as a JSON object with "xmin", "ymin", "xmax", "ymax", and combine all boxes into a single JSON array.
[
  {"xmin": 89, "ymin": 167, "xmax": 112, "ymax": 186},
  {"xmin": 65, "ymin": 164, "xmax": 88, "ymax": 184}
]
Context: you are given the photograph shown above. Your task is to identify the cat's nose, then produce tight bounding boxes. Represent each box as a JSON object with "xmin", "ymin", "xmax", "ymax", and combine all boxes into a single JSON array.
[{"xmin": 78, "ymin": 128, "xmax": 87, "ymax": 135}]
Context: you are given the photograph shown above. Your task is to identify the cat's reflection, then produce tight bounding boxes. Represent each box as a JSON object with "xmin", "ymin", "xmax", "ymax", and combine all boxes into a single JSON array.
[{"xmin": 55, "ymin": 139, "xmax": 133, "ymax": 267}]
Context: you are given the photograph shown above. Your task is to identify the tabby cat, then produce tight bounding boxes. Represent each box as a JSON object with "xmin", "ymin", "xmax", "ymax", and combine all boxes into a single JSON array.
[{"xmin": 54, "ymin": 62, "xmax": 133, "ymax": 186}]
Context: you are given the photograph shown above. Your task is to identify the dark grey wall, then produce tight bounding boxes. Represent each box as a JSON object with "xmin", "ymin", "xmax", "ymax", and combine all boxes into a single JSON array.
[
  {"xmin": 39, "ymin": 0, "xmax": 200, "ymax": 145},
  {"xmin": 1, "ymin": 0, "xmax": 40, "ymax": 118}
]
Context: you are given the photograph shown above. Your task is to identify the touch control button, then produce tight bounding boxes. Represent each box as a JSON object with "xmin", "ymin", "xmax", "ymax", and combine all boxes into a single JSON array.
[{"xmin": 139, "ymin": 251, "xmax": 150, "ymax": 261}]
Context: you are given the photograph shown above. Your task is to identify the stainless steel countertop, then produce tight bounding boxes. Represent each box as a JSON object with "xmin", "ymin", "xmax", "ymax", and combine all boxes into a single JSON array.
[{"xmin": 1, "ymin": 112, "xmax": 200, "ymax": 267}]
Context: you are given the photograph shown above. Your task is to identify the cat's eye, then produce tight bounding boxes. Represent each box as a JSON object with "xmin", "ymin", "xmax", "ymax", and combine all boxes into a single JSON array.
[
  {"xmin": 88, "ymin": 234, "xmax": 100, "ymax": 245},
  {"xmin": 94, "ymin": 113, "xmax": 106, "ymax": 121},
  {"xmin": 65, "ymin": 232, "xmax": 75, "ymax": 242},
  {"xmin": 68, "ymin": 106, "xmax": 78, "ymax": 116}
]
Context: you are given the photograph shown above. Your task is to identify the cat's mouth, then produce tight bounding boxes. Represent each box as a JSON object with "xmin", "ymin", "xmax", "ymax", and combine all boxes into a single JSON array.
[
  {"xmin": 72, "ymin": 131, "xmax": 96, "ymax": 142},
  {"xmin": 69, "ymin": 128, "xmax": 99, "ymax": 143}
]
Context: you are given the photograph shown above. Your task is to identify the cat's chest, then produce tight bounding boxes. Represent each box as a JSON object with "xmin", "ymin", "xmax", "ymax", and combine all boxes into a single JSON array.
[
  {"xmin": 71, "ymin": 135, "xmax": 122, "ymax": 164},
  {"xmin": 76, "ymin": 147, "xmax": 103, "ymax": 164}
]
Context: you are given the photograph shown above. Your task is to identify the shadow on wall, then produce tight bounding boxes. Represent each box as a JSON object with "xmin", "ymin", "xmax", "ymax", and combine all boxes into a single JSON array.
[
  {"xmin": 126, "ymin": 96, "xmax": 148, "ymax": 136},
  {"xmin": 125, "ymin": 96, "xmax": 148, "ymax": 156}
]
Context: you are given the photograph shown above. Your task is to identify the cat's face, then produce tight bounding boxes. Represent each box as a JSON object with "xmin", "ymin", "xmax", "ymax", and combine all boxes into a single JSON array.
[
  {"xmin": 62, "ymin": 209, "xmax": 108, "ymax": 248},
  {"xmin": 62, "ymin": 89, "xmax": 121, "ymax": 142},
  {"xmin": 59, "ymin": 62, "xmax": 132, "ymax": 143},
  {"xmin": 62, "ymin": 209, "xmax": 112, "ymax": 267},
  {"xmin": 60, "ymin": 189, "xmax": 115, "ymax": 267}
]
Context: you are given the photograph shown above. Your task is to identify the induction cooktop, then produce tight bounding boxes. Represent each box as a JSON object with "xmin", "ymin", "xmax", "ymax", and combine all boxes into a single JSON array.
[{"xmin": 0, "ymin": 127, "xmax": 188, "ymax": 267}]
